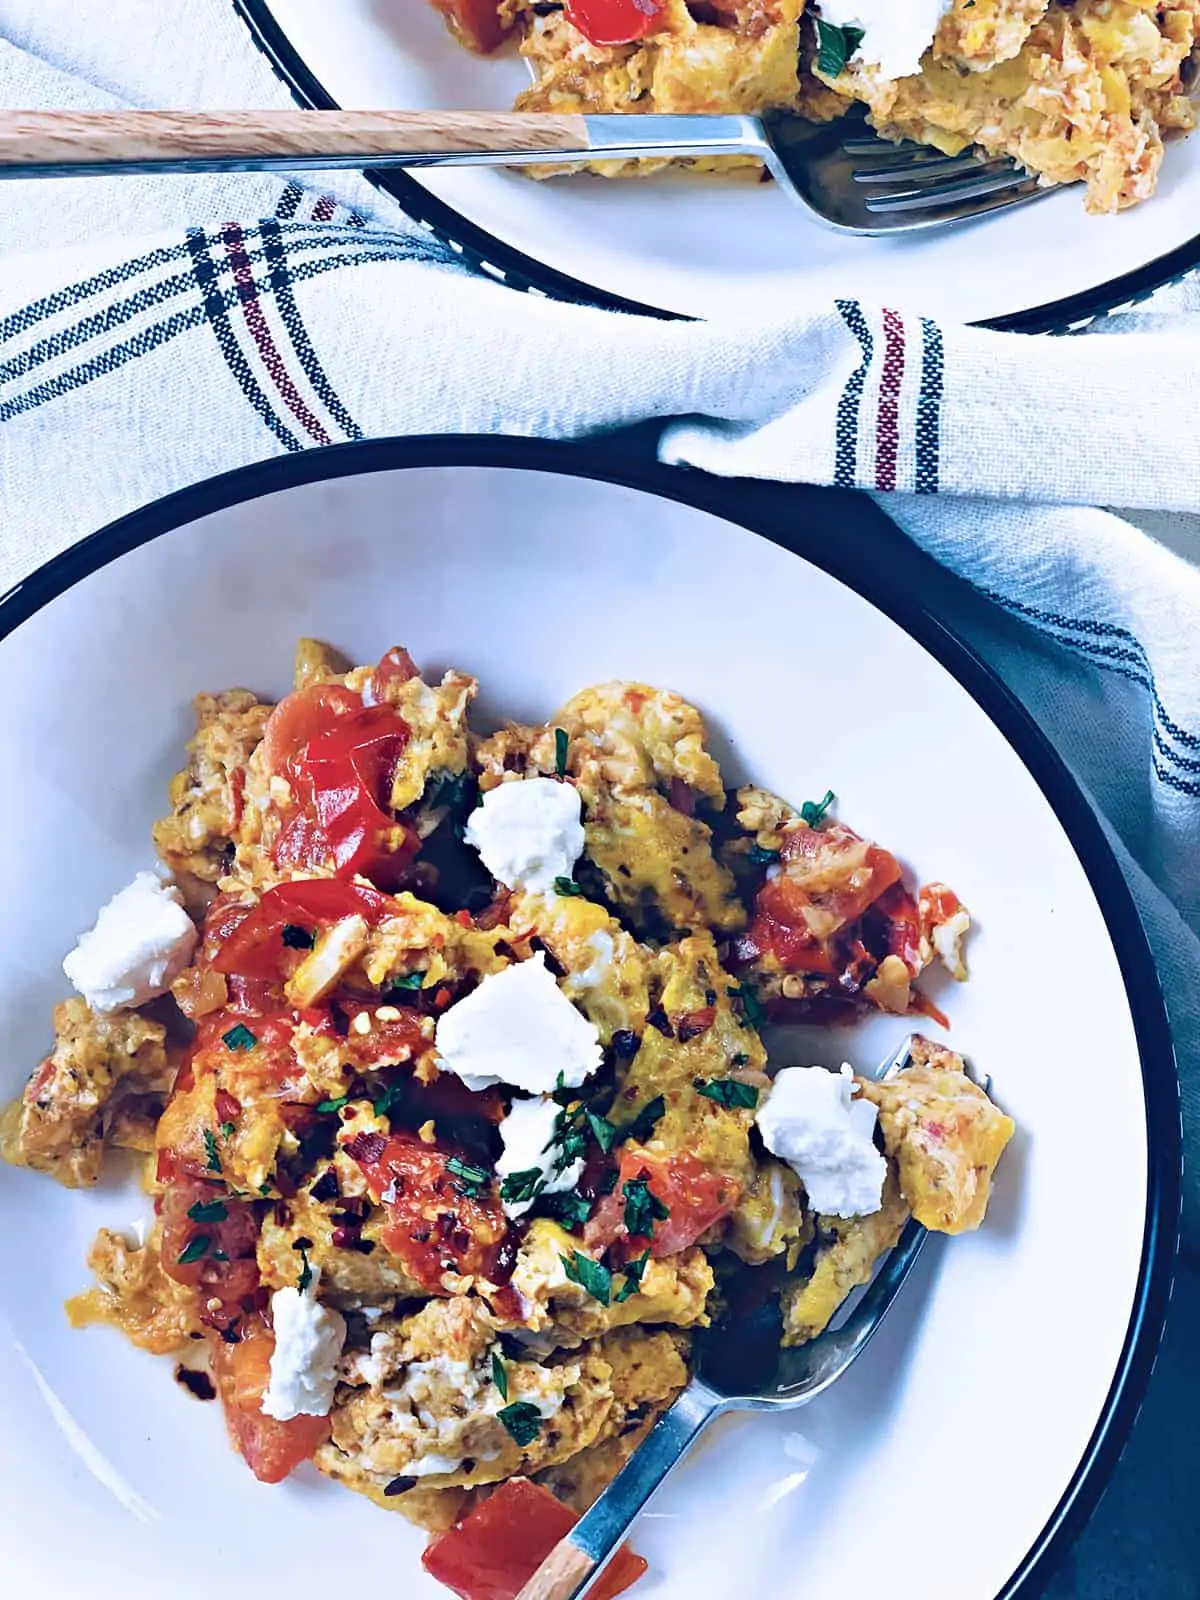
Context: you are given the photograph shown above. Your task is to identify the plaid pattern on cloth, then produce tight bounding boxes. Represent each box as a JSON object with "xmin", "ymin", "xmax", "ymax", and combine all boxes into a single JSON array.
[{"xmin": 2, "ymin": 3, "xmax": 1200, "ymax": 1595}]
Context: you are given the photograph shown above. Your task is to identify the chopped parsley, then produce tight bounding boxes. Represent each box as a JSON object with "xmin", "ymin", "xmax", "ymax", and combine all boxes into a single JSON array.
[
  {"xmin": 281, "ymin": 923, "xmax": 315, "ymax": 950},
  {"xmin": 729, "ymin": 983, "xmax": 767, "ymax": 1033},
  {"xmin": 622, "ymin": 1176, "xmax": 669, "ymax": 1239},
  {"xmin": 586, "ymin": 1111, "xmax": 617, "ymax": 1153},
  {"xmin": 491, "ymin": 1350, "xmax": 509, "ymax": 1401},
  {"xmin": 497, "ymin": 1400, "xmax": 544, "ymax": 1448},
  {"xmin": 500, "ymin": 1167, "xmax": 545, "ymax": 1206},
  {"xmin": 446, "ymin": 1156, "xmax": 491, "ymax": 1199},
  {"xmin": 614, "ymin": 1249, "xmax": 651, "ymax": 1303},
  {"xmin": 546, "ymin": 1190, "xmax": 594, "ymax": 1229},
  {"xmin": 548, "ymin": 1103, "xmax": 590, "ymax": 1176},
  {"xmin": 315, "ymin": 1095, "xmax": 350, "ymax": 1115},
  {"xmin": 186, "ymin": 1199, "xmax": 228, "ymax": 1224},
  {"xmin": 800, "ymin": 788, "xmax": 836, "ymax": 829},
  {"xmin": 698, "ymin": 1078, "xmax": 759, "ymax": 1110},
  {"xmin": 385, "ymin": 972, "xmax": 424, "ymax": 994},
  {"xmin": 296, "ymin": 1241, "xmax": 313, "ymax": 1294},
  {"xmin": 221, "ymin": 1023, "xmax": 257, "ymax": 1053},
  {"xmin": 622, "ymin": 1095, "xmax": 666, "ymax": 1145},
  {"xmin": 554, "ymin": 876, "xmax": 583, "ymax": 897},
  {"xmin": 177, "ymin": 1234, "xmax": 211, "ymax": 1265},
  {"xmin": 220, "ymin": 1120, "xmax": 236, "ymax": 1140},
  {"xmin": 554, "ymin": 726, "xmax": 569, "ymax": 777},
  {"xmin": 203, "ymin": 1128, "xmax": 222, "ymax": 1174},
  {"xmin": 372, "ymin": 1081, "xmax": 404, "ymax": 1119},
  {"xmin": 561, "ymin": 1249, "xmax": 612, "ymax": 1306},
  {"xmin": 747, "ymin": 844, "xmax": 780, "ymax": 868},
  {"xmin": 814, "ymin": 19, "xmax": 864, "ymax": 78}
]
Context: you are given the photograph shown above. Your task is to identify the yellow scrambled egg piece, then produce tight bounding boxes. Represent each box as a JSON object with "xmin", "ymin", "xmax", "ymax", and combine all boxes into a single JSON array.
[
  {"xmin": 153, "ymin": 689, "xmax": 272, "ymax": 884},
  {"xmin": 66, "ymin": 1221, "xmax": 202, "ymax": 1354},
  {"xmin": 780, "ymin": 1174, "xmax": 910, "ymax": 1345},
  {"xmin": 508, "ymin": 889, "xmax": 653, "ymax": 1044}
]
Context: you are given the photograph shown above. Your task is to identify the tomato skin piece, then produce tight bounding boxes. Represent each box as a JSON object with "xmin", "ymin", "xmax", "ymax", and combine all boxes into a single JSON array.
[
  {"xmin": 210, "ymin": 1325, "xmax": 330, "ymax": 1484},
  {"xmin": 261, "ymin": 683, "xmax": 361, "ymax": 778},
  {"xmin": 585, "ymin": 1144, "xmax": 740, "ymax": 1261},
  {"xmin": 564, "ymin": 0, "xmax": 664, "ymax": 46},
  {"xmin": 347, "ymin": 1129, "xmax": 508, "ymax": 1293},
  {"xmin": 873, "ymin": 882, "xmax": 924, "ymax": 976},
  {"xmin": 211, "ymin": 879, "xmax": 396, "ymax": 980},
  {"xmin": 422, "ymin": 1477, "xmax": 647, "ymax": 1600},
  {"xmin": 370, "ymin": 645, "xmax": 421, "ymax": 701},
  {"xmin": 431, "ymin": 0, "xmax": 510, "ymax": 53}
]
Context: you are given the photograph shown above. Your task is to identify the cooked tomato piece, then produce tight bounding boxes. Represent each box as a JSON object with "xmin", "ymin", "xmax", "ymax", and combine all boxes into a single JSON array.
[
  {"xmin": 346, "ymin": 1130, "xmax": 508, "ymax": 1293},
  {"xmin": 260, "ymin": 683, "xmax": 361, "ymax": 777},
  {"xmin": 564, "ymin": 0, "xmax": 664, "ymax": 47},
  {"xmin": 762, "ymin": 824, "xmax": 901, "ymax": 941},
  {"xmin": 431, "ymin": 0, "xmax": 510, "ymax": 53},
  {"xmin": 585, "ymin": 1143, "xmax": 740, "ymax": 1260},
  {"xmin": 871, "ymin": 882, "xmax": 924, "ymax": 976},
  {"xmin": 211, "ymin": 879, "xmax": 396, "ymax": 980},
  {"xmin": 422, "ymin": 1477, "xmax": 647, "ymax": 1600},
  {"xmin": 370, "ymin": 645, "xmax": 420, "ymax": 702},
  {"xmin": 158, "ymin": 1178, "xmax": 263, "ymax": 1330},
  {"xmin": 210, "ymin": 1324, "xmax": 330, "ymax": 1484}
]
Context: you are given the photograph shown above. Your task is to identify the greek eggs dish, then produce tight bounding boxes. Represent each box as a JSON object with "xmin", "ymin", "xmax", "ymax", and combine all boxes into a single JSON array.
[
  {"xmin": 2, "ymin": 640, "xmax": 1014, "ymax": 1600},
  {"xmin": 434, "ymin": 0, "xmax": 1199, "ymax": 212}
]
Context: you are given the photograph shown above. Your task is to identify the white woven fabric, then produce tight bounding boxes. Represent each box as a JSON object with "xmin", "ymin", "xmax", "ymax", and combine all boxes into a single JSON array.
[{"xmin": 1, "ymin": 0, "xmax": 1199, "ymax": 1226}]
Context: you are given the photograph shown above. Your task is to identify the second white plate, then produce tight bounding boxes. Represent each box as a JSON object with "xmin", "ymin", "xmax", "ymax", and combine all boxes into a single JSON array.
[{"xmin": 239, "ymin": 0, "xmax": 1200, "ymax": 325}]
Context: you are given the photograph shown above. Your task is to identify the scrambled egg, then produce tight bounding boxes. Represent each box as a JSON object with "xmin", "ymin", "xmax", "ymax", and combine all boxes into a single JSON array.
[{"xmin": 4, "ymin": 637, "xmax": 1018, "ymax": 1558}]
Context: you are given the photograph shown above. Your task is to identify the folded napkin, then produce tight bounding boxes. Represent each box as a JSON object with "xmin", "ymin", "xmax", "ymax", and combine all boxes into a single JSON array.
[{"xmin": 2, "ymin": 2, "xmax": 1199, "ymax": 1594}]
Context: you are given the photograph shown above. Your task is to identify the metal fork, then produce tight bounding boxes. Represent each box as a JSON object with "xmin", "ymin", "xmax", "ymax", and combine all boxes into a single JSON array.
[
  {"xmin": 0, "ymin": 109, "xmax": 1042, "ymax": 235},
  {"xmin": 512, "ymin": 1033, "xmax": 939, "ymax": 1600}
]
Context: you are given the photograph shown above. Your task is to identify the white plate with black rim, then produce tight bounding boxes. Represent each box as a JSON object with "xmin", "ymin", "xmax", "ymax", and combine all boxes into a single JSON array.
[
  {"xmin": 0, "ymin": 437, "xmax": 1179, "ymax": 1600},
  {"xmin": 234, "ymin": 0, "xmax": 1200, "ymax": 328}
]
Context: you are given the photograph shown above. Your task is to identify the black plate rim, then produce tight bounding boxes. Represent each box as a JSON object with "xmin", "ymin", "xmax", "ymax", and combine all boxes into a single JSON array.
[
  {"xmin": 0, "ymin": 431, "xmax": 1182, "ymax": 1599},
  {"xmin": 231, "ymin": 0, "xmax": 1200, "ymax": 332}
]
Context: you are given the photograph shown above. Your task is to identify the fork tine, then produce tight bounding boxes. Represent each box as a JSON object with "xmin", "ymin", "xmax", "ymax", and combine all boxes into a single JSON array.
[
  {"xmin": 874, "ymin": 1033, "xmax": 917, "ymax": 1081},
  {"xmin": 863, "ymin": 167, "xmax": 1039, "ymax": 213},
  {"xmin": 853, "ymin": 153, "xmax": 1015, "ymax": 184}
]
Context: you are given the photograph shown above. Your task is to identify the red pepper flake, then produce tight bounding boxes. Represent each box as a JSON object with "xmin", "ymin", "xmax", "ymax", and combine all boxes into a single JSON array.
[
  {"xmin": 345, "ymin": 1131, "xmax": 388, "ymax": 1165},
  {"xmin": 215, "ymin": 1088, "xmax": 242, "ymax": 1124},
  {"xmin": 455, "ymin": 909, "xmax": 473, "ymax": 928},
  {"xmin": 676, "ymin": 1006, "xmax": 716, "ymax": 1043},
  {"xmin": 434, "ymin": 986, "xmax": 452, "ymax": 1011}
]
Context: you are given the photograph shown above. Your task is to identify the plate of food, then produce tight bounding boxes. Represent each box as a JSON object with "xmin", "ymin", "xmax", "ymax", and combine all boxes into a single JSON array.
[
  {"xmin": 0, "ymin": 437, "xmax": 1178, "ymax": 1600},
  {"xmin": 235, "ymin": 0, "xmax": 1200, "ymax": 326}
]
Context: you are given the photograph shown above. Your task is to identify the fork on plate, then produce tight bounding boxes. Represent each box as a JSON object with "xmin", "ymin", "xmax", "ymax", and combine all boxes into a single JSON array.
[
  {"xmin": 511, "ymin": 1033, "xmax": 986, "ymax": 1600},
  {"xmin": 0, "ymin": 108, "xmax": 1042, "ymax": 234}
]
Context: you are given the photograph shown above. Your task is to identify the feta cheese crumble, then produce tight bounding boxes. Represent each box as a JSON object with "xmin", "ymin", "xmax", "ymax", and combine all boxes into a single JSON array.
[
  {"xmin": 434, "ymin": 952, "xmax": 603, "ymax": 1094},
  {"xmin": 261, "ymin": 1279, "xmax": 347, "ymax": 1421},
  {"xmin": 815, "ymin": 0, "xmax": 954, "ymax": 81},
  {"xmin": 62, "ymin": 871, "xmax": 198, "ymax": 1013},
  {"xmin": 756, "ymin": 1064, "xmax": 887, "ymax": 1218},
  {"xmin": 463, "ymin": 776, "xmax": 585, "ymax": 895},
  {"xmin": 496, "ymin": 1095, "xmax": 584, "ymax": 1219}
]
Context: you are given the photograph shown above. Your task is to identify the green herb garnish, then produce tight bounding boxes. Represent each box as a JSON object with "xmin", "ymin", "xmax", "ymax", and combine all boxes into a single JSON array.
[
  {"xmin": 614, "ymin": 1249, "xmax": 651, "ymax": 1303},
  {"xmin": 814, "ymin": 19, "xmax": 863, "ymax": 77},
  {"xmin": 492, "ymin": 1350, "xmax": 509, "ymax": 1401},
  {"xmin": 554, "ymin": 727, "xmax": 569, "ymax": 777},
  {"xmin": 186, "ymin": 1199, "xmax": 228, "ymax": 1224},
  {"xmin": 586, "ymin": 1111, "xmax": 617, "ymax": 1153},
  {"xmin": 446, "ymin": 1156, "xmax": 490, "ymax": 1199},
  {"xmin": 203, "ymin": 1128, "xmax": 222, "ymax": 1174},
  {"xmin": 296, "ymin": 1241, "xmax": 313, "ymax": 1294},
  {"xmin": 546, "ymin": 1190, "xmax": 594, "ymax": 1229},
  {"xmin": 800, "ymin": 788, "xmax": 836, "ymax": 828},
  {"xmin": 622, "ymin": 1176, "xmax": 669, "ymax": 1239},
  {"xmin": 554, "ymin": 876, "xmax": 583, "ymax": 897},
  {"xmin": 221, "ymin": 1023, "xmax": 257, "ymax": 1052},
  {"xmin": 221, "ymin": 1120, "xmax": 236, "ymax": 1140},
  {"xmin": 747, "ymin": 844, "xmax": 780, "ymax": 867},
  {"xmin": 561, "ymin": 1250, "xmax": 612, "ymax": 1306},
  {"xmin": 497, "ymin": 1401, "xmax": 543, "ymax": 1447},
  {"xmin": 281, "ymin": 923, "xmax": 315, "ymax": 950},
  {"xmin": 697, "ymin": 1078, "xmax": 759, "ymax": 1110},
  {"xmin": 386, "ymin": 972, "xmax": 424, "ymax": 993},
  {"xmin": 372, "ymin": 1082, "xmax": 404, "ymax": 1119},
  {"xmin": 315, "ymin": 1095, "xmax": 350, "ymax": 1115},
  {"xmin": 729, "ymin": 984, "xmax": 767, "ymax": 1033},
  {"xmin": 177, "ymin": 1234, "xmax": 211, "ymax": 1265},
  {"xmin": 500, "ymin": 1167, "xmax": 545, "ymax": 1206},
  {"xmin": 622, "ymin": 1095, "xmax": 666, "ymax": 1145}
]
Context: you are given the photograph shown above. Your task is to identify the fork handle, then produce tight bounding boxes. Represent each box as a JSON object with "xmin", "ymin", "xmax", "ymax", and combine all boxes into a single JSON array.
[
  {"xmin": 514, "ymin": 1380, "xmax": 723, "ymax": 1600},
  {"xmin": 0, "ymin": 109, "xmax": 760, "ymax": 179}
]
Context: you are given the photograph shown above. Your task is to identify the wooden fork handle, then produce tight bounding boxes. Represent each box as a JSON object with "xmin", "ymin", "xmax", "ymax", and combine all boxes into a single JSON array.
[
  {"xmin": 514, "ymin": 1537, "xmax": 596, "ymax": 1600},
  {"xmin": 0, "ymin": 109, "xmax": 591, "ymax": 166}
]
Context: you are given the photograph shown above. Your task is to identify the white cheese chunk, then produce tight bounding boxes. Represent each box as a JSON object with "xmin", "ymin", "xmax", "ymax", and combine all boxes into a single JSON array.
[
  {"xmin": 261, "ymin": 1282, "xmax": 347, "ymax": 1421},
  {"xmin": 62, "ymin": 871, "xmax": 198, "ymax": 1013},
  {"xmin": 434, "ymin": 952, "xmax": 603, "ymax": 1094},
  {"xmin": 815, "ymin": 0, "xmax": 954, "ymax": 81},
  {"xmin": 496, "ymin": 1095, "xmax": 584, "ymax": 1219},
  {"xmin": 756, "ymin": 1064, "xmax": 887, "ymax": 1219},
  {"xmin": 464, "ymin": 777, "xmax": 585, "ymax": 895}
]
